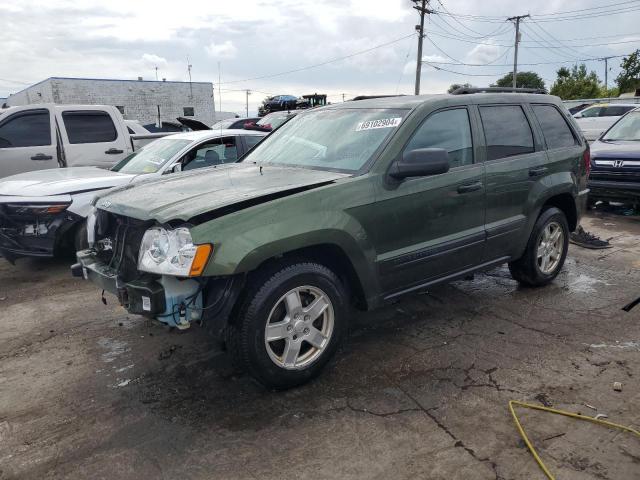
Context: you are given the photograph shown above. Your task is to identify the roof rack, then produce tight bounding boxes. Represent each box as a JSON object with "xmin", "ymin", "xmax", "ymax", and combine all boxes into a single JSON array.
[
  {"xmin": 451, "ymin": 87, "xmax": 547, "ymax": 95},
  {"xmin": 351, "ymin": 95, "xmax": 405, "ymax": 101}
]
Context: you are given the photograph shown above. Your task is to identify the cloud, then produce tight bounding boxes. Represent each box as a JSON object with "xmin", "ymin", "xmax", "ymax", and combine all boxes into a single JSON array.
[
  {"xmin": 465, "ymin": 41, "xmax": 502, "ymax": 64},
  {"xmin": 141, "ymin": 54, "xmax": 168, "ymax": 66},
  {"xmin": 206, "ymin": 40, "xmax": 237, "ymax": 59}
]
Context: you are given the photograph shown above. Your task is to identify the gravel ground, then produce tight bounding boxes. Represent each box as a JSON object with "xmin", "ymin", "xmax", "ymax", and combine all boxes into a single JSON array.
[{"xmin": 0, "ymin": 209, "xmax": 639, "ymax": 480}]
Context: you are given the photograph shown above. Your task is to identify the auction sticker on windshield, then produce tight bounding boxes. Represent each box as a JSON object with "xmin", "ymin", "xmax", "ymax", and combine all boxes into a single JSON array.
[{"xmin": 355, "ymin": 117, "xmax": 402, "ymax": 131}]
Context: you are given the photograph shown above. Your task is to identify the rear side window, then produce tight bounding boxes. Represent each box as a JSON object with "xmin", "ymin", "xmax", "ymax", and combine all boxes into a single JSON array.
[
  {"xmin": 405, "ymin": 108, "xmax": 474, "ymax": 168},
  {"xmin": 479, "ymin": 105, "xmax": 534, "ymax": 161},
  {"xmin": 243, "ymin": 135, "xmax": 263, "ymax": 150},
  {"xmin": 62, "ymin": 111, "xmax": 117, "ymax": 144},
  {"xmin": 601, "ymin": 106, "xmax": 635, "ymax": 117},
  {"xmin": 532, "ymin": 105, "xmax": 577, "ymax": 149},
  {"xmin": 0, "ymin": 110, "xmax": 51, "ymax": 148}
]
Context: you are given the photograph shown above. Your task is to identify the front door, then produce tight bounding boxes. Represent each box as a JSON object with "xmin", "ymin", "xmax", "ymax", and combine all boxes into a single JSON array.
[{"xmin": 371, "ymin": 107, "xmax": 486, "ymax": 296}]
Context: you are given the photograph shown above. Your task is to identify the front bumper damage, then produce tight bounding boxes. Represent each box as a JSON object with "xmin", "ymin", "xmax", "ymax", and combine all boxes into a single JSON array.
[
  {"xmin": 0, "ymin": 200, "xmax": 82, "ymax": 262},
  {"xmin": 72, "ymin": 249, "xmax": 244, "ymax": 333}
]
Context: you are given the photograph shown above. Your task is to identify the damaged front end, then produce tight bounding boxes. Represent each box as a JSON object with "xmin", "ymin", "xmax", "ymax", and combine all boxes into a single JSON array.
[
  {"xmin": 0, "ymin": 199, "xmax": 80, "ymax": 262},
  {"xmin": 73, "ymin": 208, "xmax": 243, "ymax": 333}
]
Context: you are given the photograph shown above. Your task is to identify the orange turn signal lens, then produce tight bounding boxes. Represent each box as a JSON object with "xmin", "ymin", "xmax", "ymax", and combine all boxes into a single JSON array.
[{"xmin": 189, "ymin": 244, "xmax": 213, "ymax": 276}]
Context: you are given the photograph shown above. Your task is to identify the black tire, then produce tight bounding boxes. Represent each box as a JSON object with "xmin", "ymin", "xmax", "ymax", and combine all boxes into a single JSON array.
[
  {"xmin": 508, "ymin": 207, "xmax": 569, "ymax": 287},
  {"xmin": 227, "ymin": 261, "xmax": 348, "ymax": 390},
  {"xmin": 74, "ymin": 221, "xmax": 89, "ymax": 252}
]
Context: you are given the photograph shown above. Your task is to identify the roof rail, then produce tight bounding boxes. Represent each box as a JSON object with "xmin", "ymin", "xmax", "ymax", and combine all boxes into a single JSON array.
[
  {"xmin": 451, "ymin": 87, "xmax": 547, "ymax": 95},
  {"xmin": 351, "ymin": 95, "xmax": 405, "ymax": 101}
]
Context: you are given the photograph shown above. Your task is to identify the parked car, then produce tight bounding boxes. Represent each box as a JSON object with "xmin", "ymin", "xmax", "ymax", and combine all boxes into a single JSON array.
[
  {"xmin": 244, "ymin": 111, "xmax": 299, "ymax": 132},
  {"xmin": 588, "ymin": 107, "xmax": 640, "ymax": 206},
  {"xmin": 74, "ymin": 91, "xmax": 588, "ymax": 389},
  {"xmin": 0, "ymin": 104, "xmax": 173, "ymax": 178},
  {"xmin": 567, "ymin": 102, "xmax": 595, "ymax": 115},
  {"xmin": 211, "ymin": 117, "xmax": 261, "ymax": 130},
  {"xmin": 0, "ymin": 129, "xmax": 266, "ymax": 262},
  {"xmin": 573, "ymin": 103, "xmax": 638, "ymax": 141},
  {"xmin": 258, "ymin": 95, "xmax": 299, "ymax": 116}
]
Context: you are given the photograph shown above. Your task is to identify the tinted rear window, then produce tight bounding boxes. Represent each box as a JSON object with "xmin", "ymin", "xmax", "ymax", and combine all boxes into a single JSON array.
[
  {"xmin": 602, "ymin": 106, "xmax": 635, "ymax": 117},
  {"xmin": 532, "ymin": 105, "xmax": 577, "ymax": 149},
  {"xmin": 62, "ymin": 111, "xmax": 117, "ymax": 144},
  {"xmin": 479, "ymin": 105, "xmax": 534, "ymax": 161},
  {"xmin": 0, "ymin": 110, "xmax": 51, "ymax": 148}
]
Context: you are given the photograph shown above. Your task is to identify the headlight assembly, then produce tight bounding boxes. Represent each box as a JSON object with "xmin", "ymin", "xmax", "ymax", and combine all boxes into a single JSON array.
[{"xmin": 138, "ymin": 226, "xmax": 212, "ymax": 276}]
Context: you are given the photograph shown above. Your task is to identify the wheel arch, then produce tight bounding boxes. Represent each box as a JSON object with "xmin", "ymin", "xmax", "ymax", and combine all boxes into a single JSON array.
[{"xmin": 540, "ymin": 192, "xmax": 578, "ymax": 231}]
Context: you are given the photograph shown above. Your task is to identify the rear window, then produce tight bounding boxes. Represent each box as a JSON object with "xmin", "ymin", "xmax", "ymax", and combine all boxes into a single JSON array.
[
  {"xmin": 601, "ymin": 106, "xmax": 635, "ymax": 117},
  {"xmin": 0, "ymin": 110, "xmax": 51, "ymax": 148},
  {"xmin": 479, "ymin": 105, "xmax": 534, "ymax": 161},
  {"xmin": 532, "ymin": 105, "xmax": 577, "ymax": 150},
  {"xmin": 62, "ymin": 111, "xmax": 117, "ymax": 144}
]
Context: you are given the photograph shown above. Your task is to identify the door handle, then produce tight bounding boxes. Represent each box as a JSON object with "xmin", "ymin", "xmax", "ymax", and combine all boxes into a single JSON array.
[
  {"xmin": 529, "ymin": 166, "xmax": 548, "ymax": 177},
  {"xmin": 457, "ymin": 181, "xmax": 483, "ymax": 194},
  {"xmin": 105, "ymin": 148, "xmax": 124, "ymax": 154},
  {"xmin": 30, "ymin": 153, "xmax": 53, "ymax": 161}
]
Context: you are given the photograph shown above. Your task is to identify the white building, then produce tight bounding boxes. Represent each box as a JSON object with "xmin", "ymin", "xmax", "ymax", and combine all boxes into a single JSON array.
[{"xmin": 6, "ymin": 77, "xmax": 237, "ymax": 126}]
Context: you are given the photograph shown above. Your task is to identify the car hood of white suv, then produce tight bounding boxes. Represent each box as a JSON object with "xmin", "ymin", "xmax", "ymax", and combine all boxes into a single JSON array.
[{"xmin": 0, "ymin": 167, "xmax": 136, "ymax": 197}]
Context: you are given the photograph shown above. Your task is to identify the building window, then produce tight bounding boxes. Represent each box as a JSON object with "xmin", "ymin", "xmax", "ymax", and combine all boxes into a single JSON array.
[
  {"xmin": 116, "ymin": 106, "xmax": 125, "ymax": 115},
  {"xmin": 183, "ymin": 107, "xmax": 194, "ymax": 117}
]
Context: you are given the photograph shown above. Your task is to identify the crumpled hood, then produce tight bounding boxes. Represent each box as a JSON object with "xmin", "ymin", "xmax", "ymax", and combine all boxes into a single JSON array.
[
  {"xmin": 94, "ymin": 163, "xmax": 349, "ymax": 223},
  {"xmin": 591, "ymin": 140, "xmax": 640, "ymax": 159},
  {"xmin": 0, "ymin": 167, "xmax": 135, "ymax": 197}
]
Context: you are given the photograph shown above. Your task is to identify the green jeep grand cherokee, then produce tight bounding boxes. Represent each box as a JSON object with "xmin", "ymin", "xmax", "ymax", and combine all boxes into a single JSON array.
[{"xmin": 74, "ymin": 91, "xmax": 590, "ymax": 389}]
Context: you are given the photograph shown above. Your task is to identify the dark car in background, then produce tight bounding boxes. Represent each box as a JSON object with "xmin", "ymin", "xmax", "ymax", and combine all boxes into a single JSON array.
[
  {"xmin": 589, "ymin": 107, "xmax": 640, "ymax": 207},
  {"xmin": 258, "ymin": 95, "xmax": 299, "ymax": 115}
]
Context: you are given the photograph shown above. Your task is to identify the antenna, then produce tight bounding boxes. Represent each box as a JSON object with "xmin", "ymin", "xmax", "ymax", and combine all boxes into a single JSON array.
[{"xmin": 187, "ymin": 56, "xmax": 193, "ymax": 98}]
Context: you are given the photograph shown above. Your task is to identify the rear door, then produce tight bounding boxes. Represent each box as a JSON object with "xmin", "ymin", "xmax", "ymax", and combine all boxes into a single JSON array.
[
  {"xmin": 480, "ymin": 103, "xmax": 547, "ymax": 260},
  {"xmin": 0, "ymin": 107, "xmax": 58, "ymax": 178},
  {"xmin": 58, "ymin": 108, "xmax": 131, "ymax": 168},
  {"xmin": 372, "ymin": 107, "xmax": 486, "ymax": 295}
]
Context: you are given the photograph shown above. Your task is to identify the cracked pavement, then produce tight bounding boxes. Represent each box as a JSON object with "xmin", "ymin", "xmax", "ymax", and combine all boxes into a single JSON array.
[{"xmin": 0, "ymin": 209, "xmax": 639, "ymax": 479}]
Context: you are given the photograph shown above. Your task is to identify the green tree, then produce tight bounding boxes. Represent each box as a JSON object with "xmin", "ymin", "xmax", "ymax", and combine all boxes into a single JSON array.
[
  {"xmin": 494, "ymin": 71, "xmax": 545, "ymax": 90},
  {"xmin": 550, "ymin": 64, "xmax": 601, "ymax": 99},
  {"xmin": 447, "ymin": 83, "xmax": 474, "ymax": 93},
  {"xmin": 615, "ymin": 49, "xmax": 640, "ymax": 94}
]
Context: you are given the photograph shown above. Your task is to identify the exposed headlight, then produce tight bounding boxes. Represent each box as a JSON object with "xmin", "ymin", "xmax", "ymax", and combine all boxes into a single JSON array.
[{"xmin": 138, "ymin": 226, "xmax": 212, "ymax": 276}]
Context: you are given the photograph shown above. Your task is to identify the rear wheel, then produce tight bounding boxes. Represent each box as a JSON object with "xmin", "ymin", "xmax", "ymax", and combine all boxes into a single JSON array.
[
  {"xmin": 509, "ymin": 207, "xmax": 569, "ymax": 286},
  {"xmin": 227, "ymin": 262, "xmax": 348, "ymax": 389}
]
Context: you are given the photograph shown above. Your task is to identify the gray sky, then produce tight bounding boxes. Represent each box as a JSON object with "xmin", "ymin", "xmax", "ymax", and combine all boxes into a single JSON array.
[{"xmin": 1, "ymin": 0, "xmax": 639, "ymax": 115}]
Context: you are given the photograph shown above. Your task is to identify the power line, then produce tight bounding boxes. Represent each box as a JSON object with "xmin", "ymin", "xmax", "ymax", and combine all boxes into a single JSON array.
[
  {"xmin": 432, "ymin": 1, "xmax": 510, "ymax": 39},
  {"xmin": 423, "ymin": 62, "xmax": 507, "ymax": 76},
  {"xmin": 216, "ymin": 33, "xmax": 416, "ymax": 85},
  {"xmin": 422, "ymin": 54, "xmax": 627, "ymax": 68}
]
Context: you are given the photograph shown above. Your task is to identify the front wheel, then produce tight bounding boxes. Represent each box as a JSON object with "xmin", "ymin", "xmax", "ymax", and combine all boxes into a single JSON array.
[
  {"xmin": 509, "ymin": 207, "xmax": 569, "ymax": 287},
  {"xmin": 227, "ymin": 262, "xmax": 348, "ymax": 389}
]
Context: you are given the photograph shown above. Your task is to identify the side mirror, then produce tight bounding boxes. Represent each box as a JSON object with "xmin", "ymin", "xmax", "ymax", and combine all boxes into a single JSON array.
[
  {"xmin": 170, "ymin": 163, "xmax": 182, "ymax": 173},
  {"xmin": 389, "ymin": 148, "xmax": 450, "ymax": 180},
  {"xmin": 574, "ymin": 113, "xmax": 583, "ymax": 119}
]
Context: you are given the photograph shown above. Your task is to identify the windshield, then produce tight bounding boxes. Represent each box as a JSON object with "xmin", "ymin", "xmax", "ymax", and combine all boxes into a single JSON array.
[
  {"xmin": 602, "ymin": 111, "xmax": 640, "ymax": 141},
  {"xmin": 244, "ymin": 108, "xmax": 406, "ymax": 172},
  {"xmin": 111, "ymin": 138, "xmax": 192, "ymax": 174}
]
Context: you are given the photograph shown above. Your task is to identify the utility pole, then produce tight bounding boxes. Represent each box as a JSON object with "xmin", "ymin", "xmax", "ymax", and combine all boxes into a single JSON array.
[
  {"xmin": 412, "ymin": 0, "xmax": 432, "ymax": 95},
  {"xmin": 507, "ymin": 14, "xmax": 529, "ymax": 88},
  {"xmin": 187, "ymin": 57, "xmax": 193, "ymax": 98},
  {"xmin": 155, "ymin": 66, "xmax": 158, "ymax": 81},
  {"xmin": 602, "ymin": 56, "xmax": 614, "ymax": 95},
  {"xmin": 342, "ymin": 93, "xmax": 345, "ymax": 102},
  {"xmin": 245, "ymin": 89, "xmax": 251, "ymax": 117}
]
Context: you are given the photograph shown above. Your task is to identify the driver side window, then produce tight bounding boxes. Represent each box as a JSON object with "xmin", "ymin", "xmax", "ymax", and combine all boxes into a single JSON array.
[
  {"xmin": 404, "ymin": 108, "xmax": 474, "ymax": 168},
  {"xmin": 182, "ymin": 137, "xmax": 239, "ymax": 171}
]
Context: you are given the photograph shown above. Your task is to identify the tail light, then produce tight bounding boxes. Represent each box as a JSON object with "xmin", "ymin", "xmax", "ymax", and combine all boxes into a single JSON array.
[{"xmin": 583, "ymin": 146, "xmax": 591, "ymax": 176}]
